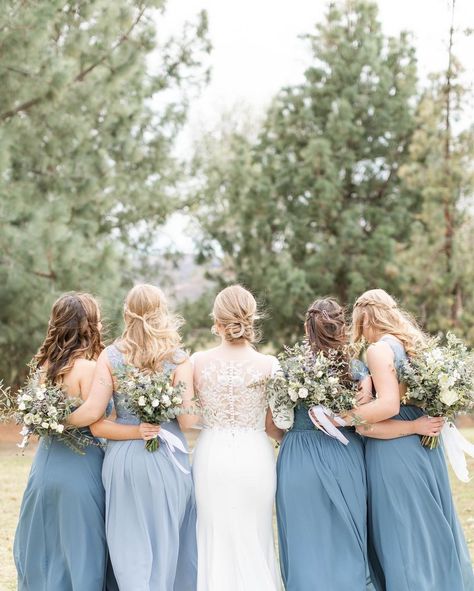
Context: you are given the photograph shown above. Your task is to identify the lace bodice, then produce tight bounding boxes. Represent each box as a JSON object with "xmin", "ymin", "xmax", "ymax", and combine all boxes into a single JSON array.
[{"xmin": 192, "ymin": 353, "xmax": 278, "ymax": 431}]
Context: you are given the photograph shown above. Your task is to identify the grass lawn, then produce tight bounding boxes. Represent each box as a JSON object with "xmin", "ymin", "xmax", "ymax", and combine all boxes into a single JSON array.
[{"xmin": 0, "ymin": 431, "xmax": 473, "ymax": 591}]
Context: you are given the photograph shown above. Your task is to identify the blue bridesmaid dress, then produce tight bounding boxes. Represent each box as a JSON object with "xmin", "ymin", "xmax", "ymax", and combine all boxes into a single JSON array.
[
  {"xmin": 276, "ymin": 363, "xmax": 376, "ymax": 591},
  {"xmin": 14, "ymin": 420, "xmax": 118, "ymax": 590},
  {"xmin": 102, "ymin": 344, "xmax": 197, "ymax": 591},
  {"xmin": 365, "ymin": 335, "xmax": 474, "ymax": 591}
]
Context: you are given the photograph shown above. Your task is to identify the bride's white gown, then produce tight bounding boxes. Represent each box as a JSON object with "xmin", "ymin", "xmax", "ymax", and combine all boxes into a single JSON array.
[{"xmin": 192, "ymin": 350, "xmax": 281, "ymax": 591}]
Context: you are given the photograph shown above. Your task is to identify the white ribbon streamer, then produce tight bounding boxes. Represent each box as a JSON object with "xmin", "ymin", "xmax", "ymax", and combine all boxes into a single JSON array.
[
  {"xmin": 441, "ymin": 421, "xmax": 474, "ymax": 483},
  {"xmin": 157, "ymin": 429, "xmax": 190, "ymax": 474},
  {"xmin": 308, "ymin": 405, "xmax": 350, "ymax": 446}
]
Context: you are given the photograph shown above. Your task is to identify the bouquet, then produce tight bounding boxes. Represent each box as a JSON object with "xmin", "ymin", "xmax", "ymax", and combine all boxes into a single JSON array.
[
  {"xmin": 400, "ymin": 333, "xmax": 474, "ymax": 449},
  {"xmin": 0, "ymin": 370, "xmax": 99, "ymax": 454},
  {"xmin": 115, "ymin": 365, "xmax": 187, "ymax": 452},
  {"xmin": 265, "ymin": 341, "xmax": 360, "ymax": 440}
]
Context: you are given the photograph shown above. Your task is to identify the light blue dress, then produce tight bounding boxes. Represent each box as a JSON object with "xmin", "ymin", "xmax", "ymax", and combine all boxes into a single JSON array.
[
  {"xmin": 276, "ymin": 362, "xmax": 377, "ymax": 591},
  {"xmin": 365, "ymin": 335, "xmax": 474, "ymax": 591},
  {"xmin": 14, "ymin": 422, "xmax": 118, "ymax": 591},
  {"xmin": 102, "ymin": 344, "xmax": 197, "ymax": 591}
]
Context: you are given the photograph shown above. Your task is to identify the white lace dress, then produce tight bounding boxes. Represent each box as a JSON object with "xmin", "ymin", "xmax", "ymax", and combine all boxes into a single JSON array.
[{"xmin": 191, "ymin": 352, "xmax": 281, "ymax": 591}]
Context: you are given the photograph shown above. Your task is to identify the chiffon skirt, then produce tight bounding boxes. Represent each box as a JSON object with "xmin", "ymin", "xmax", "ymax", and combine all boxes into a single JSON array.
[
  {"xmin": 102, "ymin": 423, "xmax": 197, "ymax": 591},
  {"xmin": 365, "ymin": 405, "xmax": 474, "ymax": 591},
  {"xmin": 193, "ymin": 427, "xmax": 281, "ymax": 591},
  {"xmin": 276, "ymin": 427, "xmax": 376, "ymax": 591},
  {"xmin": 14, "ymin": 434, "xmax": 118, "ymax": 591}
]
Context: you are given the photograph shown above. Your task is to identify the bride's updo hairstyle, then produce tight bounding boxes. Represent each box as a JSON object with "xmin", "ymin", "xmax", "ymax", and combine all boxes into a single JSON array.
[
  {"xmin": 35, "ymin": 293, "xmax": 103, "ymax": 385},
  {"xmin": 212, "ymin": 285, "xmax": 260, "ymax": 344},
  {"xmin": 352, "ymin": 288, "xmax": 427, "ymax": 357},
  {"xmin": 120, "ymin": 284, "xmax": 183, "ymax": 371}
]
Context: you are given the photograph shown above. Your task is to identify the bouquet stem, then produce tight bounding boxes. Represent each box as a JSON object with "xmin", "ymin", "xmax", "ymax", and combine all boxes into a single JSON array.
[
  {"xmin": 421, "ymin": 435, "xmax": 440, "ymax": 449},
  {"xmin": 145, "ymin": 435, "xmax": 160, "ymax": 452}
]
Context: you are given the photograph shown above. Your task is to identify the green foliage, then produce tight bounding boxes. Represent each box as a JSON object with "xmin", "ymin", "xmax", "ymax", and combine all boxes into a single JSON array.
[
  {"xmin": 397, "ymin": 60, "xmax": 474, "ymax": 341},
  {"xmin": 0, "ymin": 1, "xmax": 210, "ymax": 383},
  {"xmin": 192, "ymin": 0, "xmax": 419, "ymax": 344}
]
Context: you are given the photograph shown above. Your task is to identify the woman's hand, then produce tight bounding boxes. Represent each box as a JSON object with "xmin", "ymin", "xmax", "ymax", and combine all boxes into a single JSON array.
[
  {"xmin": 413, "ymin": 416, "xmax": 445, "ymax": 437},
  {"xmin": 138, "ymin": 423, "xmax": 161, "ymax": 441}
]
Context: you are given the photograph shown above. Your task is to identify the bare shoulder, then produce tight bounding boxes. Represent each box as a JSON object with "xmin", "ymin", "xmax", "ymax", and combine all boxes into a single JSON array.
[
  {"xmin": 367, "ymin": 341, "xmax": 395, "ymax": 370},
  {"xmin": 72, "ymin": 358, "xmax": 96, "ymax": 373}
]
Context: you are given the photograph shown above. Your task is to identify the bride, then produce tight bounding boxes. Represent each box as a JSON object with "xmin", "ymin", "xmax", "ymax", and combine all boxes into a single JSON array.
[{"xmin": 192, "ymin": 285, "xmax": 281, "ymax": 591}]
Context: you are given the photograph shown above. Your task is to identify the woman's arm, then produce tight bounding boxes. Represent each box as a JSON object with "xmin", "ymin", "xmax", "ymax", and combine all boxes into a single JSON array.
[
  {"xmin": 340, "ymin": 342, "xmax": 401, "ymax": 425},
  {"xmin": 265, "ymin": 408, "xmax": 284, "ymax": 442},
  {"xmin": 90, "ymin": 419, "xmax": 160, "ymax": 441},
  {"xmin": 357, "ymin": 415, "xmax": 445, "ymax": 440},
  {"xmin": 68, "ymin": 351, "xmax": 114, "ymax": 427},
  {"xmin": 174, "ymin": 359, "xmax": 200, "ymax": 430}
]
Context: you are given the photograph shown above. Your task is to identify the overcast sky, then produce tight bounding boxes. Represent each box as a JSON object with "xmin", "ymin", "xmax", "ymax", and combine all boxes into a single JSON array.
[
  {"xmin": 155, "ymin": 0, "xmax": 474, "ymax": 251},
  {"xmin": 161, "ymin": 0, "xmax": 474, "ymax": 142}
]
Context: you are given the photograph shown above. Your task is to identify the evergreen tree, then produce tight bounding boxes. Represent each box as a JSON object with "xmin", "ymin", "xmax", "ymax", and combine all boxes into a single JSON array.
[
  {"xmin": 193, "ymin": 0, "xmax": 418, "ymax": 344},
  {"xmin": 0, "ymin": 1, "xmax": 210, "ymax": 382},
  {"xmin": 398, "ymin": 3, "xmax": 474, "ymax": 341}
]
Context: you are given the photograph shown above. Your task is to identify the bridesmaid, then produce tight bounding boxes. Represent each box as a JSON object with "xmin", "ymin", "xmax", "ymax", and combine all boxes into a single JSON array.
[
  {"xmin": 68, "ymin": 284, "xmax": 198, "ymax": 591},
  {"xmin": 341, "ymin": 288, "xmax": 474, "ymax": 591},
  {"xmin": 269, "ymin": 297, "xmax": 376, "ymax": 591},
  {"xmin": 14, "ymin": 292, "xmax": 142, "ymax": 591}
]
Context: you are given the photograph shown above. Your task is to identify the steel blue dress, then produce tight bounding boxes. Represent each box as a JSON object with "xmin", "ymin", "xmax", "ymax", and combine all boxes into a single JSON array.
[
  {"xmin": 14, "ymin": 420, "xmax": 118, "ymax": 590},
  {"xmin": 276, "ymin": 362, "xmax": 377, "ymax": 591},
  {"xmin": 365, "ymin": 335, "xmax": 474, "ymax": 591},
  {"xmin": 102, "ymin": 344, "xmax": 197, "ymax": 591}
]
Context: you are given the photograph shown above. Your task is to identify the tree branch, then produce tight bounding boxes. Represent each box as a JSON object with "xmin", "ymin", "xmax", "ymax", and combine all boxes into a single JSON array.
[{"xmin": 0, "ymin": 7, "xmax": 147, "ymax": 122}]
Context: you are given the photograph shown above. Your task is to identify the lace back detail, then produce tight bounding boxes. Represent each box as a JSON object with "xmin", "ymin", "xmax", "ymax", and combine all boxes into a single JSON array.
[{"xmin": 194, "ymin": 356, "xmax": 275, "ymax": 431}]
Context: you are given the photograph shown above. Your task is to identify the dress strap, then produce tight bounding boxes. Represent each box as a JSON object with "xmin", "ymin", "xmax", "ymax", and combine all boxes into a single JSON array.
[
  {"xmin": 106, "ymin": 344, "xmax": 125, "ymax": 371},
  {"xmin": 379, "ymin": 335, "xmax": 407, "ymax": 375}
]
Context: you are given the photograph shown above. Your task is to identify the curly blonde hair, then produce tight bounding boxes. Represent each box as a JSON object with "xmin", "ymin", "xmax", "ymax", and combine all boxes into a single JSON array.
[
  {"xmin": 35, "ymin": 293, "xmax": 104, "ymax": 384},
  {"xmin": 119, "ymin": 284, "xmax": 183, "ymax": 371},
  {"xmin": 212, "ymin": 285, "xmax": 260, "ymax": 344},
  {"xmin": 352, "ymin": 289, "xmax": 427, "ymax": 357}
]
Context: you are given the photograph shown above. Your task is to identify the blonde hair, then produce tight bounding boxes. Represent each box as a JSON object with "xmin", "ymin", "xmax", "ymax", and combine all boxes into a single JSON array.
[
  {"xmin": 212, "ymin": 285, "xmax": 259, "ymax": 344},
  {"xmin": 120, "ymin": 284, "xmax": 183, "ymax": 371},
  {"xmin": 352, "ymin": 289, "xmax": 427, "ymax": 357}
]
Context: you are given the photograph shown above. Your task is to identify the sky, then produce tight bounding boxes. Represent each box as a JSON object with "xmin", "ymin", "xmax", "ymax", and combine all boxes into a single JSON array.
[{"xmin": 154, "ymin": 0, "xmax": 474, "ymax": 251}]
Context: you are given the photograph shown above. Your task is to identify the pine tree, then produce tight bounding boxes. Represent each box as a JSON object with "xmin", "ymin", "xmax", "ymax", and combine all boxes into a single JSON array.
[
  {"xmin": 0, "ymin": 1, "xmax": 210, "ymax": 382},
  {"xmin": 398, "ymin": 0, "xmax": 474, "ymax": 341},
  {"xmin": 193, "ymin": 0, "xmax": 418, "ymax": 344}
]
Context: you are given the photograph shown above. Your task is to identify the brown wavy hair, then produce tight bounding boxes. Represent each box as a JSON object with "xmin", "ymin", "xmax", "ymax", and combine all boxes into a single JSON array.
[
  {"xmin": 305, "ymin": 297, "xmax": 352, "ymax": 385},
  {"xmin": 119, "ymin": 284, "xmax": 183, "ymax": 371},
  {"xmin": 35, "ymin": 293, "xmax": 104, "ymax": 384}
]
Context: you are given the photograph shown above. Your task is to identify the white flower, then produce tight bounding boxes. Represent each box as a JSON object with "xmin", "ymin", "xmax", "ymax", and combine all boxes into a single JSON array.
[
  {"xmin": 172, "ymin": 396, "xmax": 182, "ymax": 405},
  {"xmin": 288, "ymin": 388, "xmax": 299, "ymax": 402},
  {"xmin": 316, "ymin": 371, "xmax": 323, "ymax": 378},
  {"xmin": 162, "ymin": 395, "xmax": 171, "ymax": 407},
  {"xmin": 48, "ymin": 406, "xmax": 58, "ymax": 416},
  {"xmin": 50, "ymin": 421, "xmax": 58, "ymax": 430},
  {"xmin": 328, "ymin": 376, "xmax": 339, "ymax": 385},
  {"xmin": 20, "ymin": 426, "xmax": 30, "ymax": 436},
  {"xmin": 18, "ymin": 402, "xmax": 26, "ymax": 411},
  {"xmin": 439, "ymin": 388, "xmax": 460, "ymax": 407},
  {"xmin": 36, "ymin": 391, "xmax": 45, "ymax": 401},
  {"xmin": 151, "ymin": 399, "xmax": 159, "ymax": 408},
  {"xmin": 138, "ymin": 396, "xmax": 146, "ymax": 407},
  {"xmin": 23, "ymin": 414, "xmax": 33, "ymax": 425},
  {"xmin": 32, "ymin": 415, "xmax": 42, "ymax": 425},
  {"xmin": 41, "ymin": 421, "xmax": 50, "ymax": 429},
  {"xmin": 298, "ymin": 387, "xmax": 309, "ymax": 399},
  {"xmin": 55, "ymin": 424, "xmax": 65, "ymax": 433},
  {"xmin": 21, "ymin": 394, "xmax": 32, "ymax": 402}
]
